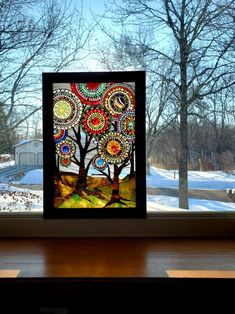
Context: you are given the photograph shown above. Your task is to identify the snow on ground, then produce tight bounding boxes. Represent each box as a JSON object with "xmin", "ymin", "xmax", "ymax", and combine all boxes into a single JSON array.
[
  {"xmin": 19, "ymin": 169, "xmax": 43, "ymax": 185},
  {"xmin": 0, "ymin": 163, "xmax": 235, "ymax": 212},
  {"xmin": 146, "ymin": 166, "xmax": 235, "ymax": 211},
  {"xmin": 0, "ymin": 183, "xmax": 43, "ymax": 212},
  {"xmin": 147, "ymin": 195, "xmax": 235, "ymax": 212},
  {"xmin": 0, "ymin": 162, "xmax": 43, "ymax": 212},
  {"xmin": 0, "ymin": 160, "xmax": 14, "ymax": 169},
  {"xmin": 147, "ymin": 166, "xmax": 235, "ymax": 190}
]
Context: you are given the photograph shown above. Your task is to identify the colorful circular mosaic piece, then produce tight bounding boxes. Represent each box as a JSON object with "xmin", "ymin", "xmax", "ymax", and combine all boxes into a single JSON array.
[
  {"xmin": 59, "ymin": 157, "xmax": 71, "ymax": 167},
  {"xmin": 98, "ymin": 131, "xmax": 131, "ymax": 164},
  {"xmin": 92, "ymin": 155, "xmax": 108, "ymax": 171},
  {"xmin": 82, "ymin": 107, "xmax": 110, "ymax": 137},
  {"xmin": 56, "ymin": 139, "xmax": 76, "ymax": 159},
  {"xmin": 53, "ymin": 89, "xmax": 83, "ymax": 130},
  {"xmin": 71, "ymin": 82, "xmax": 108, "ymax": 105},
  {"xmin": 118, "ymin": 111, "xmax": 135, "ymax": 141},
  {"xmin": 102, "ymin": 83, "xmax": 135, "ymax": 120},
  {"xmin": 53, "ymin": 129, "xmax": 68, "ymax": 143}
]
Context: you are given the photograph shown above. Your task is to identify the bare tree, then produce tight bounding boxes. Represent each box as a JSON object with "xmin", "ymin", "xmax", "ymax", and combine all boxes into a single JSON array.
[
  {"xmin": 204, "ymin": 86, "xmax": 235, "ymax": 170},
  {"xmin": 103, "ymin": 0, "xmax": 235, "ymax": 209},
  {"xmin": 0, "ymin": 0, "xmax": 93, "ymax": 148},
  {"xmin": 0, "ymin": 104, "xmax": 17, "ymax": 154},
  {"xmin": 95, "ymin": 27, "xmax": 178, "ymax": 174},
  {"xmin": 146, "ymin": 69, "xmax": 178, "ymax": 174}
]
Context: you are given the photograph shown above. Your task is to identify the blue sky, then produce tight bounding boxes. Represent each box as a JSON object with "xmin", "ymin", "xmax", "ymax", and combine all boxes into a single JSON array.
[{"xmin": 73, "ymin": 0, "xmax": 106, "ymax": 17}]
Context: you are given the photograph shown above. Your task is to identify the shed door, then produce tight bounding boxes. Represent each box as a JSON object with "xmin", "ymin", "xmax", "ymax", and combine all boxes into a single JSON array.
[
  {"xmin": 37, "ymin": 152, "xmax": 43, "ymax": 166},
  {"xmin": 19, "ymin": 152, "xmax": 35, "ymax": 166}
]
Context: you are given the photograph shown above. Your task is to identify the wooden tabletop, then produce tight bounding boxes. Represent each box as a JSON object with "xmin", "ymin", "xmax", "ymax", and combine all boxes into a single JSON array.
[{"xmin": 0, "ymin": 237, "xmax": 235, "ymax": 278}]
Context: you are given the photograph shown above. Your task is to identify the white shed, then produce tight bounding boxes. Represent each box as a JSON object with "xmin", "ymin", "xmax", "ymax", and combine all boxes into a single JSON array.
[{"xmin": 13, "ymin": 139, "xmax": 43, "ymax": 166}]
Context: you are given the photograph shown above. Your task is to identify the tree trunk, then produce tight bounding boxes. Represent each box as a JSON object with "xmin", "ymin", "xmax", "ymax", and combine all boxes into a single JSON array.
[
  {"xmin": 216, "ymin": 145, "xmax": 223, "ymax": 170},
  {"xmin": 129, "ymin": 148, "xmax": 135, "ymax": 179},
  {"xmin": 179, "ymin": 102, "xmax": 188, "ymax": 209},
  {"xmin": 76, "ymin": 164, "xmax": 86, "ymax": 192},
  {"xmin": 106, "ymin": 164, "xmax": 120, "ymax": 206},
  {"xmin": 146, "ymin": 159, "xmax": 151, "ymax": 175},
  {"xmin": 179, "ymin": 38, "xmax": 189, "ymax": 209},
  {"xmin": 54, "ymin": 153, "xmax": 61, "ymax": 180},
  {"xmin": 146, "ymin": 143, "xmax": 151, "ymax": 175}
]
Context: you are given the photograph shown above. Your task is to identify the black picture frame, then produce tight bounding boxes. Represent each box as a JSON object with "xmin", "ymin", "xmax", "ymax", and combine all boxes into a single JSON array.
[{"xmin": 42, "ymin": 71, "xmax": 146, "ymax": 218}]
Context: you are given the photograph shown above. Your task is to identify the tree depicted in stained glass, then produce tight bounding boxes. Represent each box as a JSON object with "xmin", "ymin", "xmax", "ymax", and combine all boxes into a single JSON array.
[{"xmin": 53, "ymin": 82, "xmax": 136, "ymax": 209}]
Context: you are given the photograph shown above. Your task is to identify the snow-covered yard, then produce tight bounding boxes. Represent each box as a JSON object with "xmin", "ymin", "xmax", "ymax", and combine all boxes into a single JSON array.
[
  {"xmin": 0, "ymin": 183, "xmax": 43, "ymax": 212},
  {"xmin": 0, "ymin": 167, "xmax": 43, "ymax": 212},
  {"xmin": 147, "ymin": 166, "xmax": 235, "ymax": 190},
  {"xmin": 19, "ymin": 169, "xmax": 43, "ymax": 185},
  {"xmin": 0, "ymin": 160, "xmax": 14, "ymax": 169},
  {"xmin": 147, "ymin": 166, "xmax": 235, "ymax": 211},
  {"xmin": 0, "ymin": 164, "xmax": 235, "ymax": 212},
  {"xmin": 147, "ymin": 195, "xmax": 235, "ymax": 212}
]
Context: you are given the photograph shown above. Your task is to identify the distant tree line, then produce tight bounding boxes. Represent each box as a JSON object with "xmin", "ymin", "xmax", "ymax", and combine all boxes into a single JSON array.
[
  {"xmin": 150, "ymin": 122, "xmax": 235, "ymax": 171},
  {"xmin": 149, "ymin": 85, "xmax": 235, "ymax": 171}
]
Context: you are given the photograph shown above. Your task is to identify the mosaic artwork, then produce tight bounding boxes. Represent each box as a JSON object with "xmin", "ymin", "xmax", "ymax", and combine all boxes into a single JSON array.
[{"xmin": 43, "ymin": 72, "xmax": 146, "ymax": 218}]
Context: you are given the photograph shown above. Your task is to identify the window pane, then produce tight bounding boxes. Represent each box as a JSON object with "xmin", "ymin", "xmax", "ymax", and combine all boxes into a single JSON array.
[
  {"xmin": 147, "ymin": 119, "xmax": 235, "ymax": 212},
  {"xmin": 1, "ymin": 0, "xmax": 235, "ymax": 216},
  {"xmin": 0, "ymin": 137, "xmax": 43, "ymax": 213}
]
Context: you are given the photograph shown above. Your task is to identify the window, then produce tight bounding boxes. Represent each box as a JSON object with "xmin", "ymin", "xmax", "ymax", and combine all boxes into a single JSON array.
[{"xmin": 0, "ymin": 0, "xmax": 235, "ymax": 237}]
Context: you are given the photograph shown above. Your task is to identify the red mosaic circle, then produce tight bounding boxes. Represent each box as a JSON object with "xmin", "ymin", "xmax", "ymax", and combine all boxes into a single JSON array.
[
  {"xmin": 71, "ymin": 82, "xmax": 109, "ymax": 105},
  {"xmin": 82, "ymin": 107, "xmax": 110, "ymax": 137}
]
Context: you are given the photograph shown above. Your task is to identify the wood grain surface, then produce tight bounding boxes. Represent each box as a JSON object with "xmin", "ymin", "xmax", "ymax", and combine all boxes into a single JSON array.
[{"xmin": 0, "ymin": 238, "xmax": 235, "ymax": 278}]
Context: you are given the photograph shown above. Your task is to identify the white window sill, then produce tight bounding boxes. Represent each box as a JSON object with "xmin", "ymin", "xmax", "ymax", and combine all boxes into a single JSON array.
[{"xmin": 0, "ymin": 211, "xmax": 235, "ymax": 237}]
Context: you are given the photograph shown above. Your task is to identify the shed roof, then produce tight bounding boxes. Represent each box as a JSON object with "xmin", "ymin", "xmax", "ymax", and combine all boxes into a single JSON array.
[{"xmin": 13, "ymin": 139, "xmax": 43, "ymax": 148}]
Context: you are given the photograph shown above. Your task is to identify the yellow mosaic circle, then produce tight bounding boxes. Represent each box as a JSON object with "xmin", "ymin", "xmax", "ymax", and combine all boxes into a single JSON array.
[{"xmin": 53, "ymin": 100, "xmax": 72, "ymax": 119}]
